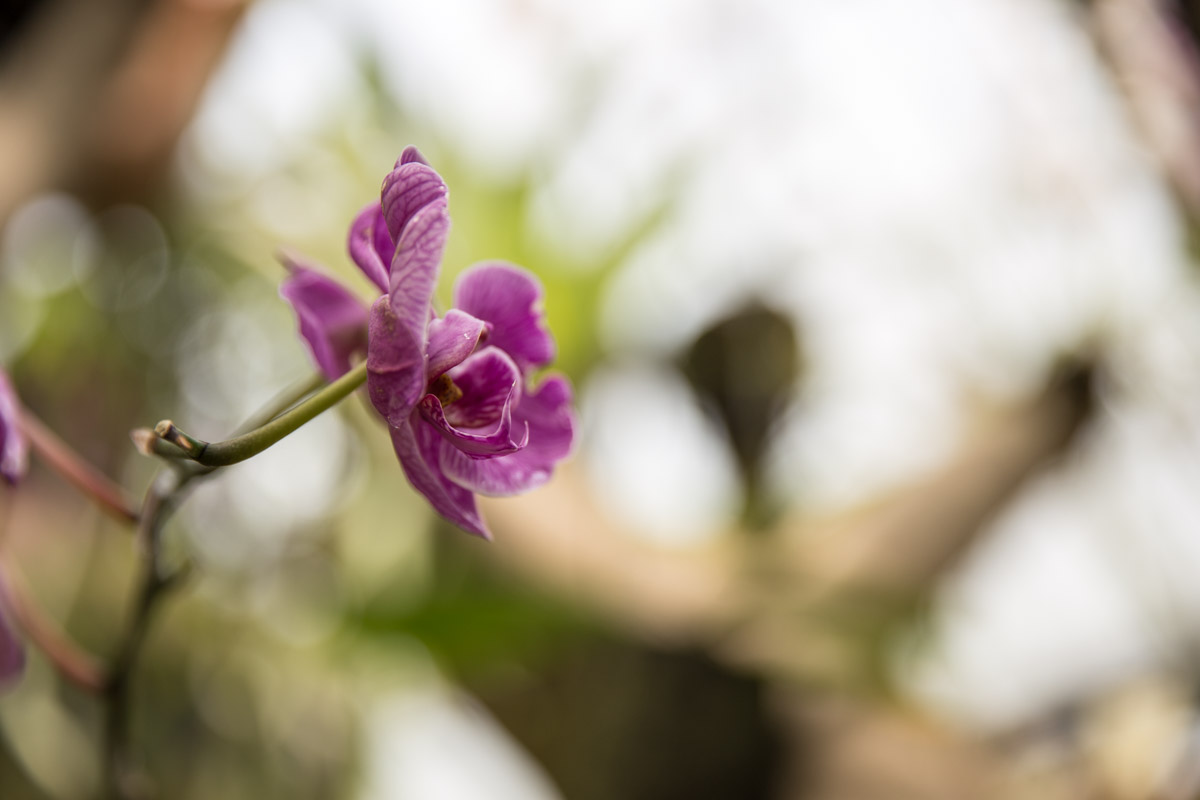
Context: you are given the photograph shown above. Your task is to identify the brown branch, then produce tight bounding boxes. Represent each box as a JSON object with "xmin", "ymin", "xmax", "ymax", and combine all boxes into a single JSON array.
[
  {"xmin": 103, "ymin": 468, "xmax": 194, "ymax": 800},
  {"xmin": 0, "ymin": 0, "xmax": 249, "ymax": 227},
  {"xmin": 78, "ymin": 0, "xmax": 251, "ymax": 205},
  {"xmin": 797, "ymin": 362, "xmax": 1093, "ymax": 599},
  {"xmin": 482, "ymin": 362, "xmax": 1095, "ymax": 676},
  {"xmin": 19, "ymin": 408, "xmax": 139, "ymax": 525},
  {"xmin": 0, "ymin": 557, "xmax": 105, "ymax": 692}
]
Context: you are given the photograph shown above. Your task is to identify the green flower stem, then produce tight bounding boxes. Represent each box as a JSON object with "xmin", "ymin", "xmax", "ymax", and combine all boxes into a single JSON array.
[
  {"xmin": 154, "ymin": 361, "xmax": 368, "ymax": 468},
  {"xmin": 133, "ymin": 373, "xmax": 327, "ymax": 465},
  {"xmin": 231, "ymin": 372, "xmax": 326, "ymax": 436},
  {"xmin": 105, "ymin": 467, "xmax": 193, "ymax": 797}
]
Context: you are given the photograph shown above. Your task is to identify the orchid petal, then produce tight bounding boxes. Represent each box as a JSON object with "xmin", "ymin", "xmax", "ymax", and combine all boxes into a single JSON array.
[
  {"xmin": 418, "ymin": 391, "xmax": 527, "ymax": 457},
  {"xmin": 426, "ymin": 310, "xmax": 487, "ymax": 380},
  {"xmin": 388, "ymin": 198, "xmax": 450, "ymax": 337},
  {"xmin": 443, "ymin": 347, "xmax": 523, "ymax": 428},
  {"xmin": 381, "ymin": 162, "xmax": 448, "ymax": 244},
  {"xmin": 440, "ymin": 375, "xmax": 575, "ymax": 496},
  {"xmin": 389, "ymin": 419, "xmax": 490, "ymax": 539},
  {"xmin": 279, "ymin": 261, "xmax": 369, "ymax": 381},
  {"xmin": 0, "ymin": 371, "xmax": 27, "ymax": 486},
  {"xmin": 367, "ymin": 297, "xmax": 426, "ymax": 426},
  {"xmin": 453, "ymin": 262, "xmax": 555, "ymax": 372},
  {"xmin": 347, "ymin": 203, "xmax": 392, "ymax": 292}
]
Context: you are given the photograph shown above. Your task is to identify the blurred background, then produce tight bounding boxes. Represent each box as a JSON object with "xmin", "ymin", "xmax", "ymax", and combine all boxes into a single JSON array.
[{"xmin": 3, "ymin": 0, "xmax": 1200, "ymax": 797}]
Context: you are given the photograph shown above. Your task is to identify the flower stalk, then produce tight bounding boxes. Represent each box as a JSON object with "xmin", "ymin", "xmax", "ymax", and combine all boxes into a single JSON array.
[
  {"xmin": 150, "ymin": 361, "xmax": 367, "ymax": 468},
  {"xmin": 19, "ymin": 410, "xmax": 139, "ymax": 524},
  {"xmin": 104, "ymin": 468, "xmax": 192, "ymax": 797},
  {"xmin": 106, "ymin": 369, "xmax": 337, "ymax": 797},
  {"xmin": 0, "ymin": 561, "xmax": 105, "ymax": 692}
]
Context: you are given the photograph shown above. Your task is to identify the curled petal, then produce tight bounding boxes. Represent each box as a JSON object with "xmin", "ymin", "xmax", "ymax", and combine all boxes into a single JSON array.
[
  {"xmin": 0, "ymin": 371, "xmax": 27, "ymax": 486},
  {"xmin": 389, "ymin": 419, "xmax": 490, "ymax": 539},
  {"xmin": 453, "ymin": 262, "xmax": 555, "ymax": 373},
  {"xmin": 426, "ymin": 310, "xmax": 487, "ymax": 381},
  {"xmin": 418, "ymin": 392, "xmax": 528, "ymax": 457},
  {"xmin": 381, "ymin": 162, "xmax": 448, "ymax": 244},
  {"xmin": 347, "ymin": 203, "xmax": 392, "ymax": 293},
  {"xmin": 367, "ymin": 297, "xmax": 426, "ymax": 426},
  {"xmin": 445, "ymin": 347, "xmax": 523, "ymax": 428},
  {"xmin": 440, "ymin": 375, "xmax": 575, "ymax": 497},
  {"xmin": 279, "ymin": 261, "xmax": 370, "ymax": 381},
  {"xmin": 388, "ymin": 198, "xmax": 450, "ymax": 339}
]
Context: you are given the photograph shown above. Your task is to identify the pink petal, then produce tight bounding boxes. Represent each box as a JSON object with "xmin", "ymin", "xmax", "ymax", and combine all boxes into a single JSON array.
[
  {"xmin": 426, "ymin": 310, "xmax": 487, "ymax": 380},
  {"xmin": 440, "ymin": 375, "xmax": 576, "ymax": 496},
  {"xmin": 367, "ymin": 297, "xmax": 426, "ymax": 426},
  {"xmin": 453, "ymin": 262, "xmax": 555, "ymax": 373},
  {"xmin": 279, "ymin": 261, "xmax": 370, "ymax": 381},
  {"xmin": 388, "ymin": 199, "xmax": 450, "ymax": 340},
  {"xmin": 381, "ymin": 162, "xmax": 448, "ymax": 244},
  {"xmin": 347, "ymin": 203, "xmax": 392, "ymax": 293},
  {"xmin": 390, "ymin": 418, "xmax": 490, "ymax": 539},
  {"xmin": 0, "ymin": 371, "xmax": 27, "ymax": 486}
]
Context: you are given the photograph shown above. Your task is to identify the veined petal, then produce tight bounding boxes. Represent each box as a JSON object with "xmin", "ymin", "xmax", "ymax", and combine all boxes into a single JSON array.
[
  {"xmin": 390, "ymin": 419, "xmax": 490, "ymax": 539},
  {"xmin": 440, "ymin": 375, "xmax": 575, "ymax": 497},
  {"xmin": 279, "ymin": 262, "xmax": 370, "ymax": 381},
  {"xmin": 0, "ymin": 371, "xmax": 27, "ymax": 486},
  {"xmin": 418, "ymin": 392, "xmax": 528, "ymax": 457},
  {"xmin": 367, "ymin": 297, "xmax": 426, "ymax": 426},
  {"xmin": 453, "ymin": 262, "xmax": 555, "ymax": 373},
  {"xmin": 388, "ymin": 198, "xmax": 450, "ymax": 338},
  {"xmin": 381, "ymin": 162, "xmax": 448, "ymax": 244},
  {"xmin": 426, "ymin": 310, "xmax": 487, "ymax": 380},
  {"xmin": 347, "ymin": 203, "xmax": 392, "ymax": 293}
]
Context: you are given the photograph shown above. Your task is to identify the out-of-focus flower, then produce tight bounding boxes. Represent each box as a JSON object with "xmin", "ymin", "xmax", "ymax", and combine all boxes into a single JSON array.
[
  {"xmin": 278, "ymin": 256, "xmax": 370, "ymax": 380},
  {"xmin": 0, "ymin": 369, "xmax": 28, "ymax": 486},
  {"xmin": 0, "ymin": 371, "xmax": 26, "ymax": 688},
  {"xmin": 281, "ymin": 147, "xmax": 575, "ymax": 537},
  {"xmin": 0, "ymin": 575, "xmax": 24, "ymax": 690}
]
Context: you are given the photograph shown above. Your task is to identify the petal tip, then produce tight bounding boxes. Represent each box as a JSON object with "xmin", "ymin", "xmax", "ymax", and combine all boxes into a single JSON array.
[{"xmin": 399, "ymin": 146, "xmax": 431, "ymax": 167}]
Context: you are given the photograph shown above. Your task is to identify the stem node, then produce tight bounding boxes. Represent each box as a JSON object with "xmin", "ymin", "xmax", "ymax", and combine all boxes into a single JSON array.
[
  {"xmin": 152, "ymin": 421, "xmax": 207, "ymax": 458},
  {"xmin": 149, "ymin": 362, "xmax": 366, "ymax": 468}
]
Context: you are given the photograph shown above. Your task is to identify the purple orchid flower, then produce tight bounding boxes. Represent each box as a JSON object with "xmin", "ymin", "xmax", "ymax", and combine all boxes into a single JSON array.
[
  {"xmin": 281, "ymin": 147, "xmax": 575, "ymax": 538},
  {"xmin": 0, "ymin": 370, "xmax": 27, "ymax": 688}
]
